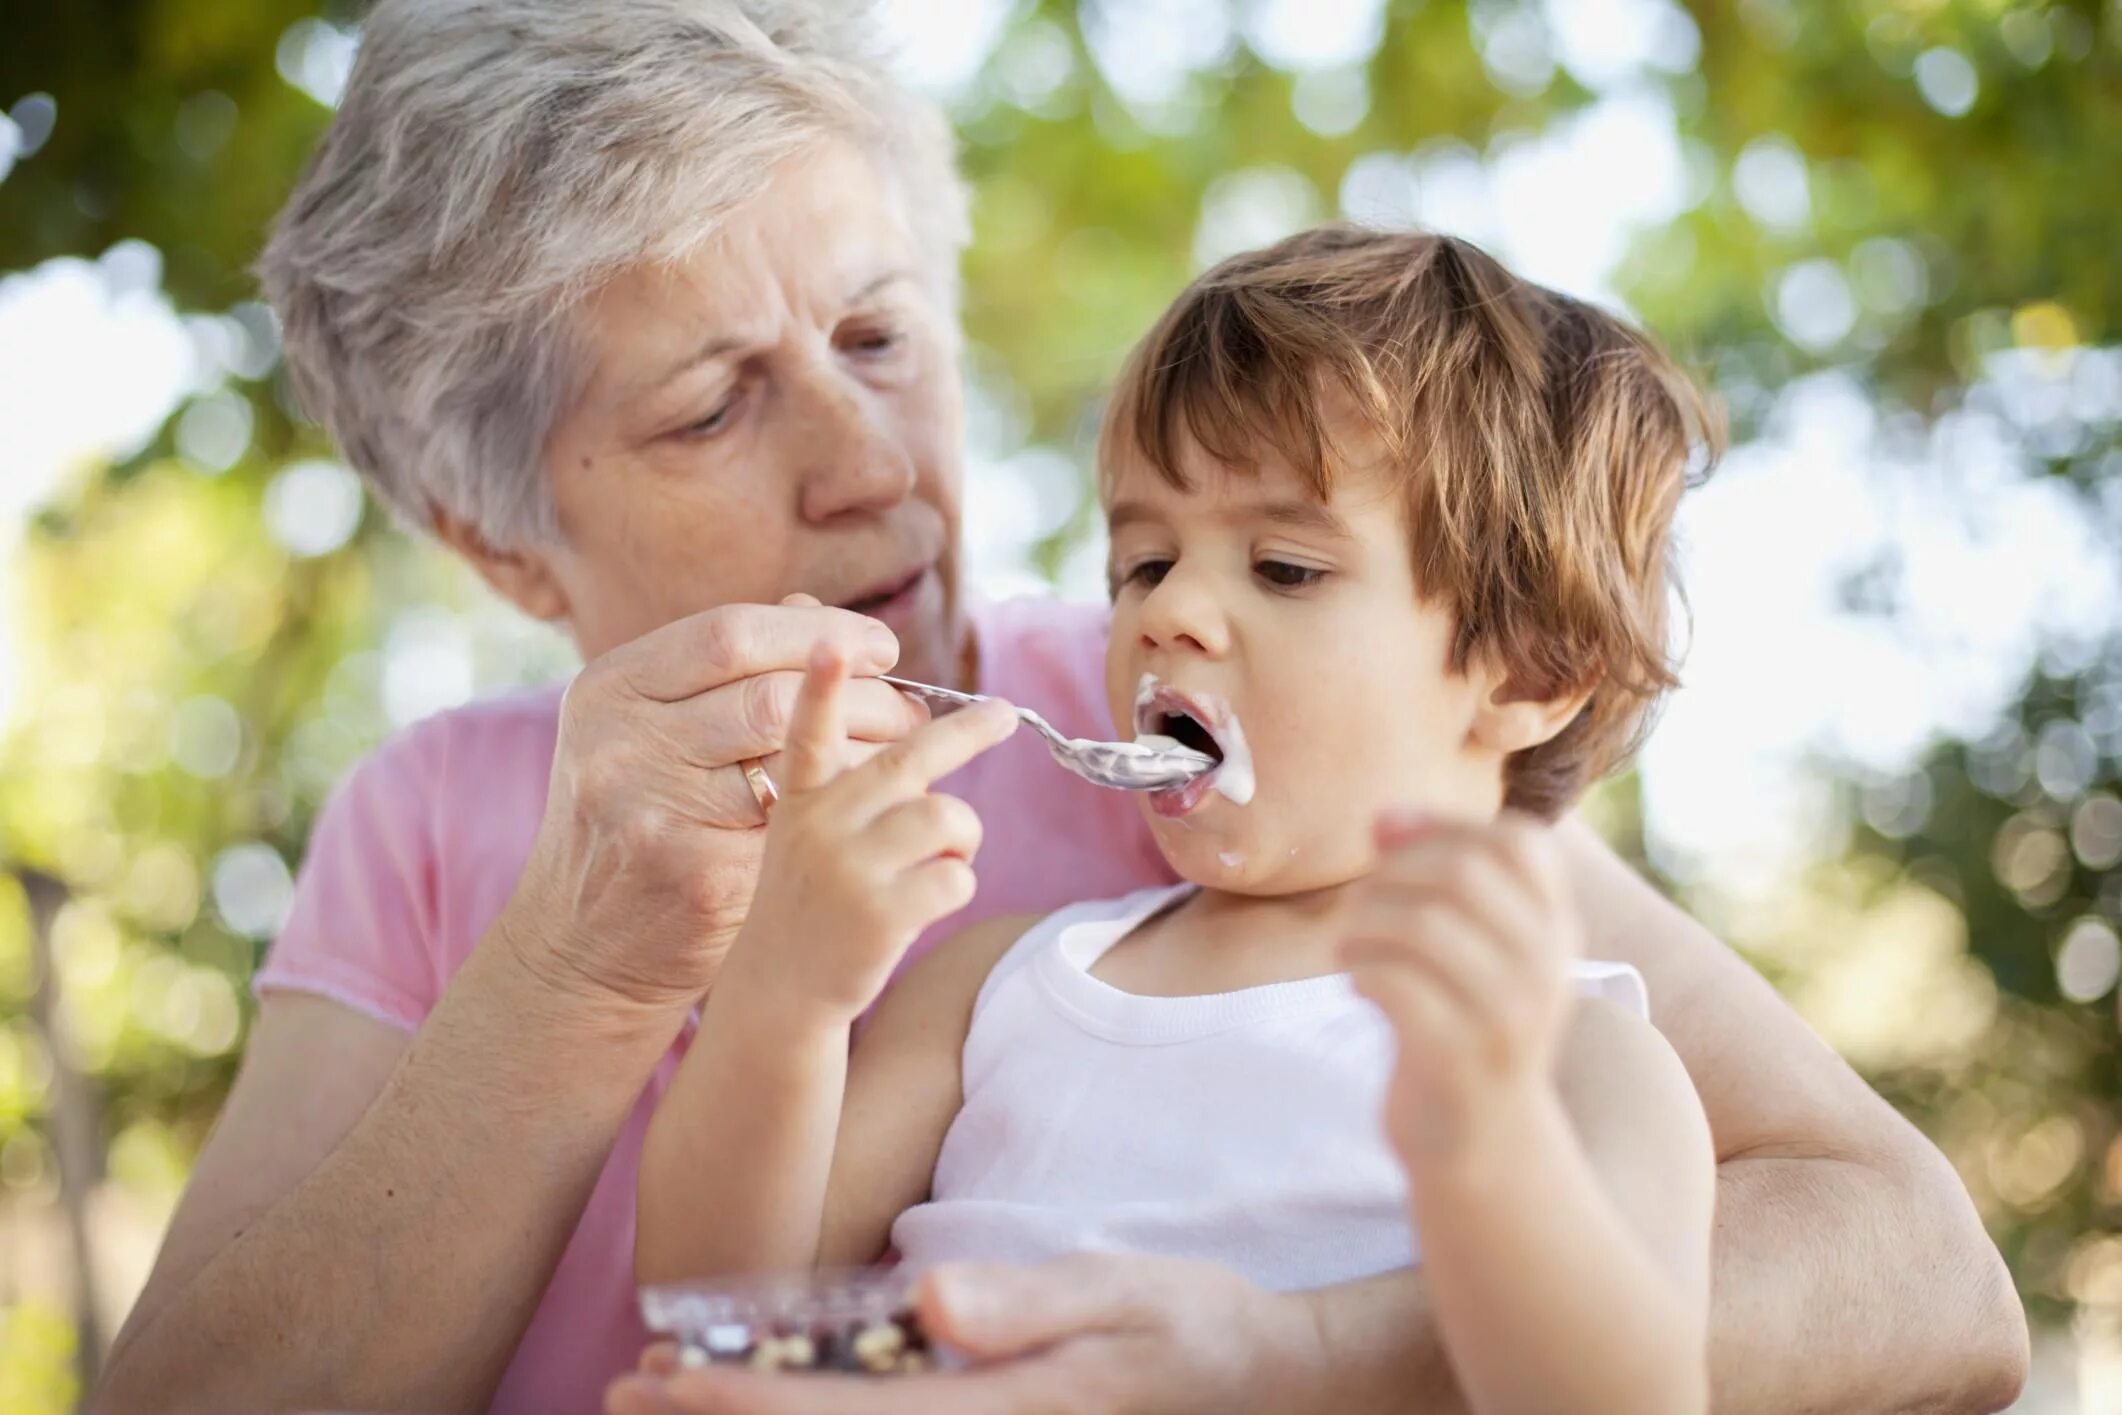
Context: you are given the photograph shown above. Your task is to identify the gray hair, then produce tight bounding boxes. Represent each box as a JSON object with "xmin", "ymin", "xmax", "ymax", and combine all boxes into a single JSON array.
[{"xmin": 258, "ymin": 0, "xmax": 969, "ymax": 547}]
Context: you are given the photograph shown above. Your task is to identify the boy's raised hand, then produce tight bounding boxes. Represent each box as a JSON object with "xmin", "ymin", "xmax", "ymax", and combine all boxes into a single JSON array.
[
  {"xmin": 1339, "ymin": 810, "xmax": 1584, "ymax": 1167},
  {"xmin": 725, "ymin": 644, "xmax": 1019, "ymax": 1023}
]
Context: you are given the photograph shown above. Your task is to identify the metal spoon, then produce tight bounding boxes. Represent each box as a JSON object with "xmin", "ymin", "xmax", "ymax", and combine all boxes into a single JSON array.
[{"xmin": 880, "ymin": 675, "xmax": 1216, "ymax": 792}]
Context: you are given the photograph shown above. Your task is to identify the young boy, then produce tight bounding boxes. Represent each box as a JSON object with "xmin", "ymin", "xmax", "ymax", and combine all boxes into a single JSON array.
[{"xmin": 638, "ymin": 226, "xmax": 1722, "ymax": 1413}]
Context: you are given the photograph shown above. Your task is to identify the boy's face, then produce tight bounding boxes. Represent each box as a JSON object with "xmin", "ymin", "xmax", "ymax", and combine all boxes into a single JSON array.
[{"xmin": 1103, "ymin": 416, "xmax": 1520, "ymax": 896}]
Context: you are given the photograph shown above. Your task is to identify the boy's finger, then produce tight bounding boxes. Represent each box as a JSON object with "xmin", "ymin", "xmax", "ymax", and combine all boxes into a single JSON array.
[
  {"xmin": 1355, "ymin": 868, "xmax": 1549, "ymax": 974},
  {"xmin": 780, "ymin": 643, "xmax": 851, "ymax": 793},
  {"xmin": 1372, "ymin": 807, "xmax": 1445, "ymax": 852},
  {"xmin": 866, "ymin": 793, "xmax": 986, "ymax": 873},
  {"xmin": 1341, "ymin": 902, "xmax": 1500, "ymax": 1012},
  {"xmin": 840, "ymin": 700, "xmax": 1019, "ymax": 817},
  {"xmin": 1371, "ymin": 814, "xmax": 1489, "ymax": 870}
]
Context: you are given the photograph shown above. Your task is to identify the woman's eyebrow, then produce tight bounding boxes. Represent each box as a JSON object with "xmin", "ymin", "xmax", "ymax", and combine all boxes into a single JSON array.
[
  {"xmin": 642, "ymin": 333, "xmax": 751, "ymax": 394},
  {"xmin": 844, "ymin": 267, "xmax": 917, "ymax": 306},
  {"xmin": 631, "ymin": 269, "xmax": 918, "ymax": 399}
]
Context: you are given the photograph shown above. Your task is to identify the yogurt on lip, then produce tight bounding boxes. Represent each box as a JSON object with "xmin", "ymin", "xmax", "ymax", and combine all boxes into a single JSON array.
[{"xmin": 1132, "ymin": 672, "xmax": 1256, "ymax": 808}]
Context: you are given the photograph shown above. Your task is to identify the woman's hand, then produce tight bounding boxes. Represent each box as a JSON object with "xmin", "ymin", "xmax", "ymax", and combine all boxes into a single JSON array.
[
  {"xmin": 606, "ymin": 1255, "xmax": 1343, "ymax": 1415},
  {"xmin": 725, "ymin": 644, "xmax": 1018, "ymax": 1023},
  {"xmin": 496, "ymin": 596, "xmax": 930, "ymax": 1018},
  {"xmin": 1339, "ymin": 810, "xmax": 1584, "ymax": 1167}
]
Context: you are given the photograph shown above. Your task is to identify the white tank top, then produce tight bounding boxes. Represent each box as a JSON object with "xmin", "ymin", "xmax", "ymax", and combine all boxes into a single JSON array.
[{"xmin": 889, "ymin": 883, "xmax": 1651, "ymax": 1292}]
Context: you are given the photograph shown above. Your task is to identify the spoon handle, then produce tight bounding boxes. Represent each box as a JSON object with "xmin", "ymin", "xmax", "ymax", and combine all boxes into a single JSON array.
[{"xmin": 878, "ymin": 675, "xmax": 986, "ymax": 709}]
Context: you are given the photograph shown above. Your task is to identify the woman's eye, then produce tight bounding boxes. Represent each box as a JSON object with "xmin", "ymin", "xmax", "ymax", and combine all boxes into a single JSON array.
[
  {"xmin": 1256, "ymin": 560, "xmax": 1325, "ymax": 589},
  {"xmin": 680, "ymin": 396, "xmax": 739, "ymax": 440},
  {"xmin": 846, "ymin": 326, "xmax": 901, "ymax": 356}
]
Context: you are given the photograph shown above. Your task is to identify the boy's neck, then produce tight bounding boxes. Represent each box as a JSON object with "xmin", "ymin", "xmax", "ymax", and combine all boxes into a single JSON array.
[
  {"xmin": 1185, "ymin": 876, "xmax": 1366, "ymax": 929},
  {"xmin": 1091, "ymin": 875, "xmax": 1367, "ymax": 998}
]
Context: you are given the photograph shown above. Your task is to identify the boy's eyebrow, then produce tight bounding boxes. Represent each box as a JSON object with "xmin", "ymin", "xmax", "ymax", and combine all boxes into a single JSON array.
[
  {"xmin": 1106, "ymin": 497, "xmax": 1355, "ymax": 540},
  {"xmin": 1106, "ymin": 499, "xmax": 1161, "ymax": 535},
  {"xmin": 1253, "ymin": 498, "xmax": 1354, "ymax": 539}
]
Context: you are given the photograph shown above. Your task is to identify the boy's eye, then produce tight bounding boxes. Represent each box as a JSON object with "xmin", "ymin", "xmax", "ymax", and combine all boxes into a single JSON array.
[
  {"xmin": 1118, "ymin": 558, "xmax": 1173, "ymax": 590},
  {"xmin": 1255, "ymin": 559, "xmax": 1324, "ymax": 589}
]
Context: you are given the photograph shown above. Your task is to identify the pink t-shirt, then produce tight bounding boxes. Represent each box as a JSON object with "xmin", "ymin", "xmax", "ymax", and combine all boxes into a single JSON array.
[{"xmin": 254, "ymin": 596, "xmax": 1174, "ymax": 1415}]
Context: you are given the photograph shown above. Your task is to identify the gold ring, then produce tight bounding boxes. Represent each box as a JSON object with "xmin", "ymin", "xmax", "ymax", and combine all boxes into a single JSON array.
[{"xmin": 740, "ymin": 756, "xmax": 780, "ymax": 819}]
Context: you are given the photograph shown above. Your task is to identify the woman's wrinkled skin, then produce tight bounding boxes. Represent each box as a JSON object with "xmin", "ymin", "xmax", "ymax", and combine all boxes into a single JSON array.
[{"xmin": 445, "ymin": 141, "xmax": 970, "ymax": 1006}]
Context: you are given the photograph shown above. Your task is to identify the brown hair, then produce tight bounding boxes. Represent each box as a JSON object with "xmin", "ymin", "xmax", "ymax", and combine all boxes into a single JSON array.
[{"xmin": 1101, "ymin": 225, "xmax": 1722, "ymax": 818}]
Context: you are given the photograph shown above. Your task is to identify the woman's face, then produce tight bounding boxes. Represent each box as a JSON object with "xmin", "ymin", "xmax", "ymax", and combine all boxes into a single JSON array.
[{"xmin": 478, "ymin": 139, "xmax": 967, "ymax": 685}]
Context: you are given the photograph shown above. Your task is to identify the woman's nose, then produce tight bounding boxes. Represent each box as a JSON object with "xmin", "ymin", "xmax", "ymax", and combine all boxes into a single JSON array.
[
  {"xmin": 797, "ymin": 376, "xmax": 918, "ymax": 522},
  {"xmin": 1136, "ymin": 571, "xmax": 1229, "ymax": 657}
]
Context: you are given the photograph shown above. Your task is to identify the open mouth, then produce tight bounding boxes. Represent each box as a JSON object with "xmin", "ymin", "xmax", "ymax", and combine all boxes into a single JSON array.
[
  {"xmin": 1146, "ymin": 707, "xmax": 1225, "ymax": 765},
  {"xmin": 1134, "ymin": 679, "xmax": 1253, "ymax": 815}
]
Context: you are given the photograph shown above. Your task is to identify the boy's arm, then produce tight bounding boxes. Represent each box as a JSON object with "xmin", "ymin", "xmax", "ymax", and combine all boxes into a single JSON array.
[
  {"xmin": 1555, "ymin": 817, "xmax": 2029, "ymax": 1411},
  {"xmin": 1404, "ymin": 999, "xmax": 1714, "ymax": 1415},
  {"xmin": 636, "ymin": 954, "xmax": 853, "ymax": 1283},
  {"xmin": 817, "ymin": 915, "xmax": 1036, "ymax": 1266},
  {"xmin": 636, "ymin": 913, "xmax": 1032, "ymax": 1283},
  {"xmin": 633, "ymin": 649, "xmax": 1019, "ymax": 1284}
]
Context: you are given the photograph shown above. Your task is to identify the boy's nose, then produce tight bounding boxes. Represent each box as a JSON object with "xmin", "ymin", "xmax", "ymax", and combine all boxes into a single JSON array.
[{"xmin": 1136, "ymin": 574, "xmax": 1230, "ymax": 657}]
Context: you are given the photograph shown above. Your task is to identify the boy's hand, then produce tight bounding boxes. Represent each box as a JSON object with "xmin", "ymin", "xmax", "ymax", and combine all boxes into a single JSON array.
[
  {"xmin": 1340, "ymin": 810, "xmax": 1583, "ymax": 1167},
  {"xmin": 726, "ymin": 645, "xmax": 1018, "ymax": 1023}
]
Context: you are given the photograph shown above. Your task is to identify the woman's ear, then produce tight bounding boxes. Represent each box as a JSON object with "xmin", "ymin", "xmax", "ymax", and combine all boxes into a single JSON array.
[
  {"xmin": 428, "ymin": 505, "xmax": 572, "ymax": 623},
  {"xmin": 1470, "ymin": 674, "xmax": 1595, "ymax": 756}
]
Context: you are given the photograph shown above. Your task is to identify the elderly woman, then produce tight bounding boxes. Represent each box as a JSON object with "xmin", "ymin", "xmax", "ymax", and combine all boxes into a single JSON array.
[{"xmin": 91, "ymin": 3, "xmax": 2024, "ymax": 1414}]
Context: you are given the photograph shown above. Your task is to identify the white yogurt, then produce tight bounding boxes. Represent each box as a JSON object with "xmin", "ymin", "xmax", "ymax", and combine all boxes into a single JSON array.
[{"xmin": 1206, "ymin": 707, "xmax": 1255, "ymax": 805}]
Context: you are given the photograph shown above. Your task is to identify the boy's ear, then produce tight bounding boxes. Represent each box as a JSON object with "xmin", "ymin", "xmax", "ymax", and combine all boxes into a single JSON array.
[
  {"xmin": 429, "ymin": 504, "xmax": 572, "ymax": 623},
  {"xmin": 1471, "ymin": 673, "xmax": 1594, "ymax": 756}
]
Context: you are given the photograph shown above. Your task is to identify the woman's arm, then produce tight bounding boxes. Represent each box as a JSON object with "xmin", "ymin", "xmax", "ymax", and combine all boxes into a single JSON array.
[
  {"xmin": 1554, "ymin": 817, "xmax": 2029, "ymax": 1412},
  {"xmin": 94, "ymin": 935, "xmax": 683, "ymax": 1415},
  {"xmin": 93, "ymin": 601, "xmax": 926, "ymax": 1415}
]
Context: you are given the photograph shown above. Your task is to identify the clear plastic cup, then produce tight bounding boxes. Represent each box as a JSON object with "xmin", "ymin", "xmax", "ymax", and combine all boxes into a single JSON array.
[{"xmin": 639, "ymin": 1268, "xmax": 944, "ymax": 1374}]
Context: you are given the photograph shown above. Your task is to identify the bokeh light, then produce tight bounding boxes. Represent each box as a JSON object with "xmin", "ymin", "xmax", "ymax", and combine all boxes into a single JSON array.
[
  {"xmin": 263, "ymin": 459, "xmax": 364, "ymax": 557},
  {"xmin": 209, "ymin": 843, "xmax": 293, "ymax": 940}
]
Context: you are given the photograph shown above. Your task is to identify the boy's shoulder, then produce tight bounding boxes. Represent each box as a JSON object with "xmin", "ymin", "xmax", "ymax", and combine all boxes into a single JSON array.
[
  {"xmin": 1561, "ymin": 996, "xmax": 1685, "ymax": 1092},
  {"xmin": 870, "ymin": 912, "xmax": 1044, "ymax": 1040},
  {"xmin": 913, "ymin": 911, "xmax": 1044, "ymax": 991},
  {"xmin": 1557, "ymin": 997, "xmax": 1713, "ymax": 1173}
]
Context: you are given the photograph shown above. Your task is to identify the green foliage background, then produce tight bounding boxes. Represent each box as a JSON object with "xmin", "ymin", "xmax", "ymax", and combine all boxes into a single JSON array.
[{"xmin": 0, "ymin": 1, "xmax": 2115, "ymax": 1407}]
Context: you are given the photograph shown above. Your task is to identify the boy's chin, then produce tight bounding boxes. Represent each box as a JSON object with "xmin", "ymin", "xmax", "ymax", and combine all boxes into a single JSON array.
[{"xmin": 1147, "ymin": 816, "xmax": 1265, "ymax": 887}]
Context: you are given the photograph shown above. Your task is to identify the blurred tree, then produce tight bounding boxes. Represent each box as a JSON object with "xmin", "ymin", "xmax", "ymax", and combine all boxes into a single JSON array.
[
  {"xmin": 0, "ymin": 2, "xmax": 2115, "ymax": 1404},
  {"xmin": 1844, "ymin": 646, "xmax": 2122, "ymax": 1339}
]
